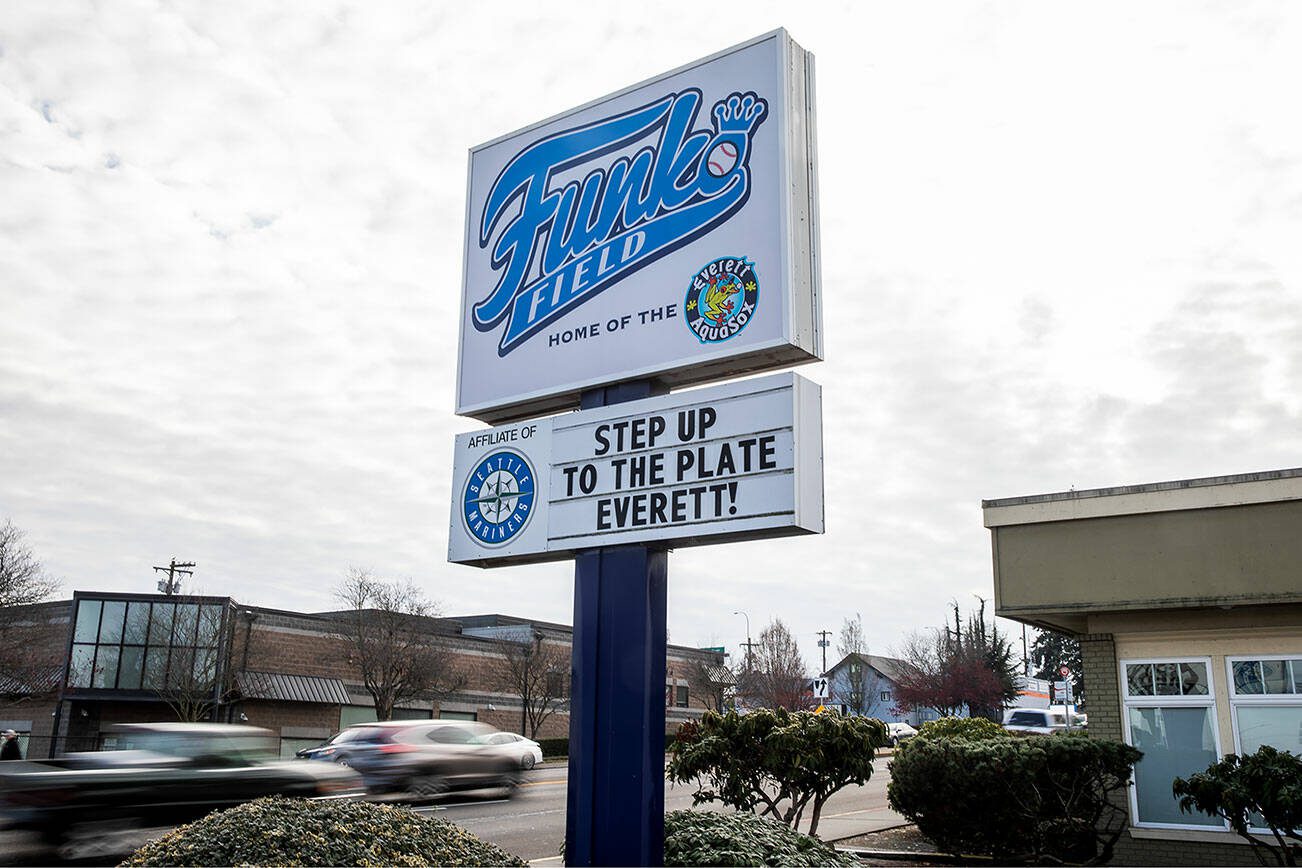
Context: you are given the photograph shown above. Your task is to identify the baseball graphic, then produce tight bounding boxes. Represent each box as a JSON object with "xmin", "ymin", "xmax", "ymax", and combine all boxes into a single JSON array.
[{"xmin": 705, "ymin": 141, "xmax": 739, "ymax": 176}]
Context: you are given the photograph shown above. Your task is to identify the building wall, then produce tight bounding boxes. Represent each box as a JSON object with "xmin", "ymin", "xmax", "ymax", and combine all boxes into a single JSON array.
[{"xmin": 1080, "ymin": 611, "xmax": 1302, "ymax": 867}]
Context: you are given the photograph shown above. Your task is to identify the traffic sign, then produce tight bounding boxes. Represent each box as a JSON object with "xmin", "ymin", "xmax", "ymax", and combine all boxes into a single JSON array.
[
  {"xmin": 812, "ymin": 677, "xmax": 830, "ymax": 698},
  {"xmin": 1059, "ymin": 665, "xmax": 1071, "ymax": 678}
]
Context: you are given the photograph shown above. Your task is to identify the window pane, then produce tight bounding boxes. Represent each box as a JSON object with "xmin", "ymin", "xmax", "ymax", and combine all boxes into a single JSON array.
[
  {"xmin": 1179, "ymin": 663, "xmax": 1209, "ymax": 696},
  {"xmin": 1293, "ymin": 661, "xmax": 1302, "ymax": 695},
  {"xmin": 197, "ymin": 605, "xmax": 224, "ymax": 646},
  {"xmin": 1237, "ymin": 706, "xmax": 1302, "ymax": 754},
  {"xmin": 1128, "ymin": 706, "xmax": 1221, "ymax": 826},
  {"xmin": 192, "ymin": 648, "xmax": 216, "ymax": 688},
  {"xmin": 174, "ymin": 604, "xmax": 199, "ymax": 646},
  {"xmin": 98, "ymin": 600, "xmax": 126, "ymax": 644},
  {"xmin": 74, "ymin": 600, "xmax": 102, "ymax": 643},
  {"xmin": 168, "ymin": 647, "xmax": 194, "ymax": 689},
  {"xmin": 124, "ymin": 602, "xmax": 151, "ymax": 644},
  {"xmin": 118, "ymin": 646, "xmax": 144, "ymax": 690},
  {"xmin": 69, "ymin": 644, "xmax": 96, "ymax": 688},
  {"xmin": 1154, "ymin": 663, "xmax": 1180, "ymax": 696},
  {"xmin": 1234, "ymin": 661, "xmax": 1264, "ymax": 695},
  {"xmin": 1127, "ymin": 664, "xmax": 1154, "ymax": 696},
  {"xmin": 1261, "ymin": 660, "xmax": 1290, "ymax": 695},
  {"xmin": 148, "ymin": 604, "xmax": 175, "ymax": 645},
  {"xmin": 143, "ymin": 646, "xmax": 169, "ymax": 689},
  {"xmin": 92, "ymin": 646, "xmax": 120, "ymax": 689}
]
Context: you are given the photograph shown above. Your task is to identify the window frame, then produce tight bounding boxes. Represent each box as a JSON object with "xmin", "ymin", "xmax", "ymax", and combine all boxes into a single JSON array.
[
  {"xmin": 1225, "ymin": 654, "xmax": 1302, "ymax": 835},
  {"xmin": 1119, "ymin": 655, "xmax": 1226, "ymax": 831}
]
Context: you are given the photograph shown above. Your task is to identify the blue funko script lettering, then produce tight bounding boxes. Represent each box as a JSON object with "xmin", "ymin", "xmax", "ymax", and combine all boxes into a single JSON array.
[{"xmin": 474, "ymin": 91, "xmax": 768, "ymax": 355}]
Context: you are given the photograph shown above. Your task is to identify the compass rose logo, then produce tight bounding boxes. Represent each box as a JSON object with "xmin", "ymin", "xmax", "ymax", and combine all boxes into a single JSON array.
[{"xmin": 462, "ymin": 449, "xmax": 536, "ymax": 547}]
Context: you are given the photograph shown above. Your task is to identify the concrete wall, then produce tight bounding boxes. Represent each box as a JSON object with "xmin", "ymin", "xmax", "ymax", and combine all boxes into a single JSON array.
[{"xmin": 991, "ymin": 500, "xmax": 1302, "ymax": 627}]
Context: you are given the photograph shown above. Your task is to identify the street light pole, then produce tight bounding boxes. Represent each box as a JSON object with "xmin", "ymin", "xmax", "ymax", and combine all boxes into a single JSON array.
[{"xmin": 732, "ymin": 611, "xmax": 751, "ymax": 671}]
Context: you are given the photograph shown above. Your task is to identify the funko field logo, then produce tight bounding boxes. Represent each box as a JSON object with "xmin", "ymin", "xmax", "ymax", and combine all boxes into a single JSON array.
[
  {"xmin": 462, "ymin": 449, "xmax": 536, "ymax": 546},
  {"xmin": 475, "ymin": 90, "xmax": 768, "ymax": 355},
  {"xmin": 684, "ymin": 257, "xmax": 758, "ymax": 344}
]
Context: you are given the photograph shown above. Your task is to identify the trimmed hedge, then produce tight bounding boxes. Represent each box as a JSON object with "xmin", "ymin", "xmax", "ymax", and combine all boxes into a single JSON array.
[
  {"xmin": 120, "ymin": 796, "xmax": 527, "ymax": 866},
  {"xmin": 537, "ymin": 732, "xmax": 677, "ymax": 758},
  {"xmin": 664, "ymin": 810, "xmax": 857, "ymax": 866},
  {"xmin": 913, "ymin": 716, "xmax": 1005, "ymax": 742},
  {"xmin": 888, "ymin": 732, "xmax": 1140, "ymax": 865}
]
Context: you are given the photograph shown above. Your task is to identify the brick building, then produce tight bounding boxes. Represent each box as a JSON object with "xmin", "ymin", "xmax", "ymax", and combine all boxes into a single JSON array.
[{"xmin": 0, "ymin": 591, "xmax": 727, "ymax": 759}]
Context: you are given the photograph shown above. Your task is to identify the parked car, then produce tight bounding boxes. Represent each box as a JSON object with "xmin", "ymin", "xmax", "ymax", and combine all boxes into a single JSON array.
[
  {"xmin": 0, "ymin": 723, "xmax": 363, "ymax": 854},
  {"xmin": 1002, "ymin": 707, "xmax": 1086, "ymax": 734},
  {"xmin": 480, "ymin": 731, "xmax": 544, "ymax": 769},
  {"xmin": 885, "ymin": 721, "xmax": 918, "ymax": 747},
  {"xmin": 296, "ymin": 721, "xmax": 520, "ymax": 798}
]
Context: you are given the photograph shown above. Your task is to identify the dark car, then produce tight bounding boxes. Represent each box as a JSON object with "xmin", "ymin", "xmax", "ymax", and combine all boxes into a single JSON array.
[
  {"xmin": 0, "ymin": 723, "xmax": 363, "ymax": 855},
  {"xmin": 297, "ymin": 720, "xmax": 520, "ymax": 798}
]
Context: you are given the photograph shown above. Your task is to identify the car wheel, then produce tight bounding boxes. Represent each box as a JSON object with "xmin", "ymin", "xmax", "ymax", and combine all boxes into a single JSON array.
[
  {"xmin": 408, "ymin": 772, "xmax": 448, "ymax": 801},
  {"xmin": 334, "ymin": 754, "xmax": 351, "ymax": 767},
  {"xmin": 521, "ymin": 753, "xmax": 536, "ymax": 770}
]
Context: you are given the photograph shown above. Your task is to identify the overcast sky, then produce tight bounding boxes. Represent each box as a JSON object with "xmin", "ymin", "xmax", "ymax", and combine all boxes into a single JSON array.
[{"xmin": 2, "ymin": 1, "xmax": 1300, "ymax": 673}]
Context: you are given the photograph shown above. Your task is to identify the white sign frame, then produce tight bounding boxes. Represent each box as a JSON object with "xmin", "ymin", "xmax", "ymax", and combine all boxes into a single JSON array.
[
  {"xmin": 456, "ymin": 29, "xmax": 821, "ymax": 424},
  {"xmin": 448, "ymin": 372, "xmax": 823, "ymax": 567}
]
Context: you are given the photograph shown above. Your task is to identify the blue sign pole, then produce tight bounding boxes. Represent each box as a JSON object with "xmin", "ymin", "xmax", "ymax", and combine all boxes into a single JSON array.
[{"xmin": 565, "ymin": 381, "xmax": 668, "ymax": 867}]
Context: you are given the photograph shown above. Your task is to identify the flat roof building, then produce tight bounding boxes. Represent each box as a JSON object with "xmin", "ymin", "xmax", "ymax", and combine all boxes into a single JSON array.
[{"xmin": 984, "ymin": 467, "xmax": 1302, "ymax": 867}]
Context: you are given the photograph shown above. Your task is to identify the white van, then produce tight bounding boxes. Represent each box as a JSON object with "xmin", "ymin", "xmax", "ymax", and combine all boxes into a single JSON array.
[{"xmin": 1002, "ymin": 707, "xmax": 1086, "ymax": 734}]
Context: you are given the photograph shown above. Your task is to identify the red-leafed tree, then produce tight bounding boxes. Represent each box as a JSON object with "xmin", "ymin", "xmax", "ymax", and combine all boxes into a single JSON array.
[{"xmin": 892, "ymin": 600, "xmax": 1019, "ymax": 720}]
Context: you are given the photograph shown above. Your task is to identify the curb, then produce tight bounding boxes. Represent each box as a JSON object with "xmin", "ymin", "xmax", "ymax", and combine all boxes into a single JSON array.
[{"xmin": 836, "ymin": 845, "xmax": 995, "ymax": 865}]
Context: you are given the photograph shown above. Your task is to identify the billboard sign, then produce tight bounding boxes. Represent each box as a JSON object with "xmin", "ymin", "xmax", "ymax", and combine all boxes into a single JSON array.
[
  {"xmin": 457, "ymin": 29, "xmax": 821, "ymax": 423},
  {"xmin": 448, "ymin": 372, "xmax": 823, "ymax": 566}
]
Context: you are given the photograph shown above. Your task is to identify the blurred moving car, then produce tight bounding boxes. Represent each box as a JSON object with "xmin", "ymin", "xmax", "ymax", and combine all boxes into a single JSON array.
[
  {"xmin": 0, "ymin": 723, "xmax": 362, "ymax": 853},
  {"xmin": 296, "ymin": 720, "xmax": 520, "ymax": 798},
  {"xmin": 1002, "ymin": 707, "xmax": 1087, "ymax": 734},
  {"xmin": 885, "ymin": 721, "xmax": 918, "ymax": 747},
  {"xmin": 481, "ymin": 731, "xmax": 544, "ymax": 769}
]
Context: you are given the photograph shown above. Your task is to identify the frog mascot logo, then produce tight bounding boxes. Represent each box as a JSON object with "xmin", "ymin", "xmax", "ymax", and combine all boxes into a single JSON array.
[{"xmin": 474, "ymin": 90, "xmax": 768, "ymax": 356}]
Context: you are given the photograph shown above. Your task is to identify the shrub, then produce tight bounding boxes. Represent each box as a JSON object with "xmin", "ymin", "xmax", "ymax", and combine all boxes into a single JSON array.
[
  {"xmin": 913, "ymin": 715, "xmax": 1006, "ymax": 742},
  {"xmin": 121, "ymin": 796, "xmax": 527, "ymax": 867},
  {"xmin": 1173, "ymin": 745, "xmax": 1302, "ymax": 866},
  {"xmin": 536, "ymin": 737, "xmax": 568, "ymax": 758},
  {"xmin": 888, "ymin": 732, "xmax": 1140, "ymax": 865},
  {"xmin": 668, "ymin": 709, "xmax": 886, "ymax": 837},
  {"xmin": 663, "ymin": 809, "xmax": 857, "ymax": 866}
]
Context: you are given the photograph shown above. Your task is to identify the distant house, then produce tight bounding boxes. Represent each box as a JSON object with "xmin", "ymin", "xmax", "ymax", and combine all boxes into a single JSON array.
[{"xmin": 822, "ymin": 652, "xmax": 940, "ymax": 727}]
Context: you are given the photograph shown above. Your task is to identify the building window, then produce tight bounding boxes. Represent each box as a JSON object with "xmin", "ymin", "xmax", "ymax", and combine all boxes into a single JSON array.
[
  {"xmin": 67, "ymin": 597, "xmax": 227, "ymax": 693},
  {"xmin": 676, "ymin": 685, "xmax": 689, "ymax": 708},
  {"xmin": 1120, "ymin": 657, "xmax": 1222, "ymax": 829},
  {"xmin": 880, "ymin": 691, "xmax": 891, "ymax": 702},
  {"xmin": 1227, "ymin": 656, "xmax": 1302, "ymax": 830}
]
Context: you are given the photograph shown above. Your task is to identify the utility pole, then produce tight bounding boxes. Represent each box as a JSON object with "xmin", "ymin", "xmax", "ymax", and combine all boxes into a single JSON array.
[
  {"xmin": 816, "ymin": 629, "xmax": 832, "ymax": 674},
  {"xmin": 153, "ymin": 559, "xmax": 195, "ymax": 595}
]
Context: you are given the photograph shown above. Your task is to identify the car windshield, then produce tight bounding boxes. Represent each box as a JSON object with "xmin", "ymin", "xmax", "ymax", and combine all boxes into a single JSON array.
[
  {"xmin": 1007, "ymin": 711, "xmax": 1045, "ymax": 726},
  {"xmin": 329, "ymin": 728, "xmax": 385, "ymax": 745},
  {"xmin": 112, "ymin": 730, "xmax": 277, "ymax": 764}
]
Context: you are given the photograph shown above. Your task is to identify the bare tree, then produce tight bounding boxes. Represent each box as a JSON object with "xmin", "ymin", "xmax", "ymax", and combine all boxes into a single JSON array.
[
  {"xmin": 334, "ymin": 569, "xmax": 464, "ymax": 721},
  {"xmin": 891, "ymin": 601, "xmax": 1019, "ymax": 719},
  {"xmin": 493, "ymin": 630, "xmax": 568, "ymax": 738},
  {"xmin": 0, "ymin": 520, "xmax": 61, "ymax": 704},
  {"xmin": 835, "ymin": 613, "xmax": 871, "ymax": 715},
  {"xmin": 751, "ymin": 619, "xmax": 808, "ymax": 710}
]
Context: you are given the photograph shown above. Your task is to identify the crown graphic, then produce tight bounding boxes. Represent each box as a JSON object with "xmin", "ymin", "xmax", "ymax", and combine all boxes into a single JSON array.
[{"xmin": 712, "ymin": 92, "xmax": 767, "ymax": 135}]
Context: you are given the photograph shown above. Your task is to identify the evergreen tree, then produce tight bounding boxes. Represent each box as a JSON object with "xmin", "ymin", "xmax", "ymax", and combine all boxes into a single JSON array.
[{"xmin": 1031, "ymin": 629, "xmax": 1083, "ymax": 701}]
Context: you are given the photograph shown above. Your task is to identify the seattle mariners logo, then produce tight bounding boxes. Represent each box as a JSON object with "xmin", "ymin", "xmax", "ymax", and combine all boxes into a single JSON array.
[
  {"xmin": 684, "ymin": 257, "xmax": 758, "ymax": 343},
  {"xmin": 462, "ymin": 450, "xmax": 536, "ymax": 546},
  {"xmin": 474, "ymin": 90, "xmax": 768, "ymax": 356}
]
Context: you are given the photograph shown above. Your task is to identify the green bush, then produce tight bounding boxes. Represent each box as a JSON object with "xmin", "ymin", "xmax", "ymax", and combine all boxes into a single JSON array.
[
  {"xmin": 1173, "ymin": 745, "xmax": 1302, "ymax": 866},
  {"xmin": 668, "ymin": 709, "xmax": 886, "ymax": 838},
  {"xmin": 887, "ymin": 732, "xmax": 1140, "ymax": 865},
  {"xmin": 536, "ymin": 737, "xmax": 568, "ymax": 758},
  {"xmin": 663, "ymin": 810, "xmax": 857, "ymax": 866},
  {"xmin": 120, "ymin": 796, "xmax": 527, "ymax": 867},
  {"xmin": 913, "ymin": 716, "xmax": 1006, "ymax": 742}
]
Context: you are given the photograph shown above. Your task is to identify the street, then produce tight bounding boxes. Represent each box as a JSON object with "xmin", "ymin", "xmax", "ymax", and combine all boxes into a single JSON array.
[
  {"xmin": 0, "ymin": 757, "xmax": 903, "ymax": 865},
  {"xmin": 421, "ymin": 756, "xmax": 902, "ymax": 863}
]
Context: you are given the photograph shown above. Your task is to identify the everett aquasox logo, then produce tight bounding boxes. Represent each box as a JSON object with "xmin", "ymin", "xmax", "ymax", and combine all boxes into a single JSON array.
[
  {"xmin": 474, "ymin": 91, "xmax": 769, "ymax": 356},
  {"xmin": 684, "ymin": 256, "xmax": 758, "ymax": 343},
  {"xmin": 462, "ymin": 450, "xmax": 536, "ymax": 546}
]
